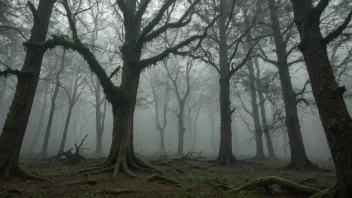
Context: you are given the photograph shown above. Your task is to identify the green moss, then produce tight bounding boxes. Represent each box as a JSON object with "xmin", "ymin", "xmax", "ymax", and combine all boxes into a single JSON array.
[
  {"xmin": 147, "ymin": 174, "xmax": 180, "ymax": 185},
  {"xmin": 0, "ymin": 187, "xmax": 23, "ymax": 197},
  {"xmin": 102, "ymin": 188, "xmax": 136, "ymax": 194},
  {"xmin": 227, "ymin": 176, "xmax": 320, "ymax": 196},
  {"xmin": 308, "ymin": 186, "xmax": 336, "ymax": 198},
  {"xmin": 67, "ymin": 178, "xmax": 97, "ymax": 185}
]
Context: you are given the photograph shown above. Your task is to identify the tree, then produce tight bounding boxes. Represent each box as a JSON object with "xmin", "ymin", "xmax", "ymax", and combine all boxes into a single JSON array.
[
  {"xmin": 28, "ymin": 80, "xmax": 49, "ymax": 154},
  {"xmin": 290, "ymin": 0, "xmax": 352, "ymax": 196},
  {"xmin": 31, "ymin": 0, "xmax": 219, "ymax": 179},
  {"xmin": 40, "ymin": 49, "xmax": 66, "ymax": 156},
  {"xmin": 79, "ymin": 0, "xmax": 110, "ymax": 156},
  {"xmin": 258, "ymin": 0, "xmax": 315, "ymax": 170},
  {"xmin": 253, "ymin": 57, "xmax": 276, "ymax": 159},
  {"xmin": 191, "ymin": 0, "xmax": 258, "ymax": 164},
  {"xmin": 243, "ymin": 7, "xmax": 265, "ymax": 161},
  {"xmin": 0, "ymin": 0, "xmax": 56, "ymax": 180},
  {"xmin": 59, "ymin": 62, "xmax": 87, "ymax": 152},
  {"xmin": 165, "ymin": 57, "xmax": 193, "ymax": 157},
  {"xmin": 146, "ymin": 68, "xmax": 170, "ymax": 154}
]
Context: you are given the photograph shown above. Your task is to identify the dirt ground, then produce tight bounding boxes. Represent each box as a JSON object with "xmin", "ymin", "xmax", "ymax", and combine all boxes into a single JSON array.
[{"xmin": 0, "ymin": 155, "xmax": 336, "ymax": 198}]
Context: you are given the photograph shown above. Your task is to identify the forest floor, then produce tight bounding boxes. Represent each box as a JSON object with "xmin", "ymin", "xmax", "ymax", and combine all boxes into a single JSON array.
[{"xmin": 0, "ymin": 155, "xmax": 336, "ymax": 198}]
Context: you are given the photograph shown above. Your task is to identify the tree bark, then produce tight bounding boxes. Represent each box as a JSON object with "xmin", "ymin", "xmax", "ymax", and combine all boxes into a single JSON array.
[
  {"xmin": 291, "ymin": 0, "xmax": 352, "ymax": 196},
  {"xmin": 210, "ymin": 110, "xmax": 216, "ymax": 154},
  {"xmin": 159, "ymin": 129, "xmax": 166, "ymax": 153},
  {"xmin": 267, "ymin": 0, "xmax": 314, "ymax": 170},
  {"xmin": 187, "ymin": 105, "xmax": 193, "ymax": 151},
  {"xmin": 0, "ymin": 0, "xmax": 56, "ymax": 179},
  {"xmin": 94, "ymin": 78, "xmax": 104, "ymax": 156},
  {"xmin": 243, "ymin": 13, "xmax": 265, "ymax": 160},
  {"xmin": 247, "ymin": 56, "xmax": 265, "ymax": 161},
  {"xmin": 0, "ymin": 77, "xmax": 6, "ymax": 110},
  {"xmin": 192, "ymin": 107, "xmax": 201, "ymax": 152},
  {"xmin": 218, "ymin": 78, "xmax": 236, "ymax": 163},
  {"xmin": 176, "ymin": 101, "xmax": 186, "ymax": 156},
  {"xmin": 28, "ymin": 82, "xmax": 49, "ymax": 154},
  {"xmin": 59, "ymin": 104, "xmax": 73, "ymax": 152},
  {"xmin": 217, "ymin": 0, "xmax": 237, "ymax": 164},
  {"xmin": 41, "ymin": 49, "xmax": 66, "ymax": 155},
  {"xmin": 254, "ymin": 57, "xmax": 276, "ymax": 159}
]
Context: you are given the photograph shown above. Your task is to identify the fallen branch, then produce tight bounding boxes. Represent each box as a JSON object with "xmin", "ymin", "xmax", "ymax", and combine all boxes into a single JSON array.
[
  {"xmin": 47, "ymin": 135, "xmax": 89, "ymax": 164},
  {"xmin": 147, "ymin": 174, "xmax": 180, "ymax": 185}
]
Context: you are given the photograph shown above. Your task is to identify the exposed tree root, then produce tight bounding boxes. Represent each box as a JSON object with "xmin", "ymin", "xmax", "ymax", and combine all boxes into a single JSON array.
[
  {"xmin": 212, "ymin": 157, "xmax": 238, "ymax": 166},
  {"xmin": 227, "ymin": 176, "xmax": 320, "ymax": 196},
  {"xmin": 67, "ymin": 178, "xmax": 97, "ymax": 185},
  {"xmin": 147, "ymin": 174, "xmax": 180, "ymax": 185},
  {"xmin": 1, "ymin": 161, "xmax": 52, "ymax": 183},
  {"xmin": 285, "ymin": 159, "xmax": 318, "ymax": 172},
  {"xmin": 251, "ymin": 154, "xmax": 265, "ymax": 162},
  {"xmin": 102, "ymin": 189, "xmax": 137, "ymax": 195},
  {"xmin": 212, "ymin": 184, "xmax": 232, "ymax": 190},
  {"xmin": 78, "ymin": 150, "xmax": 159, "ymax": 180},
  {"xmin": 307, "ymin": 184, "xmax": 352, "ymax": 198},
  {"xmin": 154, "ymin": 162, "xmax": 187, "ymax": 174}
]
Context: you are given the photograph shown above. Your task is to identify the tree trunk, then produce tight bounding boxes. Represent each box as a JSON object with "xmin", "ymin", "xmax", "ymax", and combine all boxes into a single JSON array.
[
  {"xmin": 217, "ymin": 0, "xmax": 236, "ymax": 164},
  {"xmin": 95, "ymin": 80, "xmax": 104, "ymax": 155},
  {"xmin": 28, "ymin": 82, "xmax": 49, "ymax": 154},
  {"xmin": 59, "ymin": 104, "xmax": 73, "ymax": 152},
  {"xmin": 187, "ymin": 105, "xmax": 192, "ymax": 151},
  {"xmin": 243, "ymin": 17, "xmax": 265, "ymax": 160},
  {"xmin": 90, "ymin": 67, "xmax": 153, "ymax": 179},
  {"xmin": 0, "ymin": 0, "xmax": 55, "ymax": 180},
  {"xmin": 41, "ymin": 49, "xmax": 66, "ymax": 155},
  {"xmin": 291, "ymin": 0, "xmax": 352, "ymax": 196},
  {"xmin": 254, "ymin": 57, "xmax": 276, "ymax": 159},
  {"xmin": 192, "ymin": 107, "xmax": 200, "ymax": 152},
  {"xmin": 210, "ymin": 111, "xmax": 216, "ymax": 154},
  {"xmin": 176, "ymin": 101, "xmax": 186, "ymax": 156},
  {"xmin": 267, "ymin": 0, "xmax": 314, "ymax": 170},
  {"xmin": 159, "ymin": 129, "xmax": 166, "ymax": 153},
  {"xmin": 95, "ymin": 126, "xmax": 103, "ymax": 156},
  {"xmin": 247, "ymin": 56, "xmax": 265, "ymax": 161},
  {"xmin": 0, "ymin": 77, "xmax": 6, "ymax": 110},
  {"xmin": 218, "ymin": 78, "xmax": 236, "ymax": 163}
]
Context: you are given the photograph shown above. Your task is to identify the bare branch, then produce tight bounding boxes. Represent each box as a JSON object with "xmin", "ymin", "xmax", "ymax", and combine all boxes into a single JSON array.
[
  {"xmin": 312, "ymin": 0, "xmax": 330, "ymax": 18},
  {"xmin": 295, "ymin": 79, "xmax": 310, "ymax": 96},
  {"xmin": 143, "ymin": 15, "xmax": 193, "ymax": 43},
  {"xmin": 116, "ymin": 0, "xmax": 128, "ymax": 17},
  {"xmin": 238, "ymin": 93, "xmax": 253, "ymax": 118},
  {"xmin": 229, "ymin": 41, "xmax": 259, "ymax": 77},
  {"xmin": 323, "ymin": 10, "xmax": 352, "ymax": 45},
  {"xmin": 135, "ymin": 0, "xmax": 151, "ymax": 22},
  {"xmin": 138, "ymin": 14, "xmax": 220, "ymax": 69},
  {"xmin": 27, "ymin": 1, "xmax": 40, "ymax": 25},
  {"xmin": 224, "ymin": 0, "xmax": 236, "ymax": 32},
  {"xmin": 108, "ymin": 65, "xmax": 121, "ymax": 79},
  {"xmin": 287, "ymin": 58, "xmax": 304, "ymax": 67},
  {"xmin": 0, "ymin": 26, "xmax": 28, "ymax": 40},
  {"xmin": 24, "ymin": 35, "xmax": 117, "ymax": 102},
  {"xmin": 139, "ymin": 0, "xmax": 176, "ymax": 40}
]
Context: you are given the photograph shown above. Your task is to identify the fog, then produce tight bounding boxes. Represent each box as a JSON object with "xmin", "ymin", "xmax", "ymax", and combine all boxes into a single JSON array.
[{"xmin": 1, "ymin": 0, "xmax": 351, "ymax": 187}]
